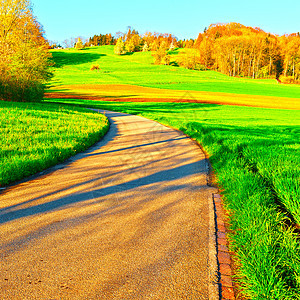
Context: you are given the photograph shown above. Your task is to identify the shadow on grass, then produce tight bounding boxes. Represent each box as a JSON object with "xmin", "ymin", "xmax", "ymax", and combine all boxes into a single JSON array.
[
  {"xmin": 51, "ymin": 51, "xmax": 106, "ymax": 68},
  {"xmin": 44, "ymin": 99, "xmax": 219, "ymax": 113},
  {"xmin": 169, "ymin": 61, "xmax": 179, "ymax": 67},
  {"xmin": 44, "ymin": 93, "xmax": 139, "ymax": 100}
]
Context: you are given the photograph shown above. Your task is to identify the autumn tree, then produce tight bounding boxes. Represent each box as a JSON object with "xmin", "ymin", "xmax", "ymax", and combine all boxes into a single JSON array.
[
  {"xmin": 178, "ymin": 49, "xmax": 203, "ymax": 70},
  {"xmin": 198, "ymin": 37, "xmax": 213, "ymax": 68},
  {"xmin": 194, "ymin": 33, "xmax": 203, "ymax": 48},
  {"xmin": 0, "ymin": 0, "xmax": 52, "ymax": 102},
  {"xmin": 125, "ymin": 39, "xmax": 135, "ymax": 52},
  {"xmin": 152, "ymin": 41, "xmax": 169, "ymax": 65},
  {"xmin": 142, "ymin": 42, "xmax": 150, "ymax": 52},
  {"xmin": 142, "ymin": 31, "xmax": 156, "ymax": 48},
  {"xmin": 75, "ymin": 37, "xmax": 84, "ymax": 49},
  {"xmin": 88, "ymin": 33, "xmax": 115, "ymax": 46},
  {"xmin": 125, "ymin": 27, "xmax": 139, "ymax": 41},
  {"xmin": 114, "ymin": 37, "xmax": 125, "ymax": 55},
  {"xmin": 169, "ymin": 41, "xmax": 176, "ymax": 51},
  {"xmin": 192, "ymin": 23, "xmax": 286, "ymax": 79},
  {"xmin": 151, "ymin": 40, "xmax": 159, "ymax": 51},
  {"xmin": 184, "ymin": 39, "xmax": 194, "ymax": 48},
  {"xmin": 281, "ymin": 35, "xmax": 300, "ymax": 81},
  {"xmin": 125, "ymin": 34, "xmax": 141, "ymax": 52}
]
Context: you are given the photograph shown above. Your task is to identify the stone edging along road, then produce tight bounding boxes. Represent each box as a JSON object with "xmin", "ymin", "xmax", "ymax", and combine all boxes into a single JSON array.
[{"xmin": 0, "ymin": 110, "xmax": 219, "ymax": 299}]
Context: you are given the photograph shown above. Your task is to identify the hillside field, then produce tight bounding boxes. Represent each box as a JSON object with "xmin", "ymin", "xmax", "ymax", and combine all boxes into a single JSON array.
[
  {"xmin": 46, "ymin": 46, "xmax": 300, "ymax": 110},
  {"xmin": 45, "ymin": 46, "xmax": 299, "ymax": 299}
]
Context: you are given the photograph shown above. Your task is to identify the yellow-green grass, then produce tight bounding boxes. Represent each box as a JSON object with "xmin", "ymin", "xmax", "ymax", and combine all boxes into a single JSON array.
[
  {"xmin": 45, "ymin": 98, "xmax": 300, "ymax": 300},
  {"xmin": 0, "ymin": 101, "xmax": 109, "ymax": 187}
]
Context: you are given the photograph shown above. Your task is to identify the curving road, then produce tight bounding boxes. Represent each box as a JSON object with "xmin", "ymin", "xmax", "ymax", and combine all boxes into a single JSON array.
[{"xmin": 0, "ymin": 111, "xmax": 218, "ymax": 299}]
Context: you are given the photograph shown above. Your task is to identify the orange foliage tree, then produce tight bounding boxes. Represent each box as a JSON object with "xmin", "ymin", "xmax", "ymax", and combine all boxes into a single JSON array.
[
  {"xmin": 152, "ymin": 41, "xmax": 170, "ymax": 65},
  {"xmin": 0, "ymin": 0, "xmax": 52, "ymax": 102},
  {"xmin": 192, "ymin": 23, "xmax": 294, "ymax": 80},
  {"xmin": 281, "ymin": 34, "xmax": 300, "ymax": 81}
]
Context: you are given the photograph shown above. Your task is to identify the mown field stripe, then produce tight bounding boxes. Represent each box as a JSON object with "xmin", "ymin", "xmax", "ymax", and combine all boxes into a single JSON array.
[{"xmin": 45, "ymin": 84, "xmax": 300, "ymax": 110}]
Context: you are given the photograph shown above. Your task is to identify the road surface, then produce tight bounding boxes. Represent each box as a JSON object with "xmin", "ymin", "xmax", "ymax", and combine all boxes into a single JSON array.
[{"xmin": 0, "ymin": 110, "xmax": 218, "ymax": 299}]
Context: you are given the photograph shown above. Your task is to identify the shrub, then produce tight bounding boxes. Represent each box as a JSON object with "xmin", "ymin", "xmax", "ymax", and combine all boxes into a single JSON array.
[
  {"xmin": 0, "ymin": 79, "xmax": 44, "ymax": 102},
  {"xmin": 90, "ymin": 65, "xmax": 100, "ymax": 71}
]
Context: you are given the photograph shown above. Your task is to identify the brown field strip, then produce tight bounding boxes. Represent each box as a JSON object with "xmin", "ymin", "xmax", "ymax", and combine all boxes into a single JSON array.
[{"xmin": 45, "ymin": 84, "xmax": 300, "ymax": 110}]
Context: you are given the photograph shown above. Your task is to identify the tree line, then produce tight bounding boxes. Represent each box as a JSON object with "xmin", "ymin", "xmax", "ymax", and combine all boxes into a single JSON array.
[
  {"xmin": 88, "ymin": 33, "xmax": 115, "ymax": 46},
  {"xmin": 109, "ymin": 24, "xmax": 300, "ymax": 83},
  {"xmin": 113, "ymin": 28, "xmax": 178, "ymax": 65},
  {"xmin": 0, "ymin": 0, "xmax": 52, "ymax": 102},
  {"xmin": 193, "ymin": 23, "xmax": 300, "ymax": 82}
]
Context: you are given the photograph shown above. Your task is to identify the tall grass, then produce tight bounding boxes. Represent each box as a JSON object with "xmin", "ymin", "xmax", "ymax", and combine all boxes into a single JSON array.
[
  {"xmin": 0, "ymin": 101, "xmax": 109, "ymax": 186},
  {"xmin": 46, "ymin": 99, "xmax": 300, "ymax": 299}
]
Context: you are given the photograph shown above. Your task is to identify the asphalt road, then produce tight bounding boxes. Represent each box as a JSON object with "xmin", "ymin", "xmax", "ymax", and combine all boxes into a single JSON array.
[{"xmin": 0, "ymin": 110, "xmax": 218, "ymax": 299}]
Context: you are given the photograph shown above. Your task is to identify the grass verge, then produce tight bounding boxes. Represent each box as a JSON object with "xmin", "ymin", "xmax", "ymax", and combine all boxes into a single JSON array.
[
  {"xmin": 45, "ymin": 98, "xmax": 300, "ymax": 299},
  {"xmin": 0, "ymin": 101, "xmax": 109, "ymax": 187}
]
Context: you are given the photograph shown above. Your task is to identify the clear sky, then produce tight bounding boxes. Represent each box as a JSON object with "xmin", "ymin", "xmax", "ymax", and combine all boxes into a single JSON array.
[{"xmin": 31, "ymin": 0, "xmax": 300, "ymax": 44}]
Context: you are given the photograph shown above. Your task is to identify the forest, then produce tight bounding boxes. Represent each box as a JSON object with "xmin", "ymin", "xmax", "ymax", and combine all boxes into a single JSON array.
[{"xmin": 193, "ymin": 23, "xmax": 300, "ymax": 82}]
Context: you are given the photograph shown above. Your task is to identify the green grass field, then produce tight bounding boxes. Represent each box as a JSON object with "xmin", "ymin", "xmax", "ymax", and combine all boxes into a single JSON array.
[
  {"xmin": 49, "ymin": 46, "xmax": 300, "ymax": 99},
  {"xmin": 0, "ymin": 101, "xmax": 109, "ymax": 186},
  {"xmin": 45, "ymin": 46, "xmax": 300, "ymax": 299}
]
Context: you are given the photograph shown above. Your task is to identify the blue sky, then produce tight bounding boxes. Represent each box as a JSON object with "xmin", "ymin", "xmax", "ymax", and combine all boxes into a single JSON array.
[{"xmin": 32, "ymin": 0, "xmax": 300, "ymax": 43}]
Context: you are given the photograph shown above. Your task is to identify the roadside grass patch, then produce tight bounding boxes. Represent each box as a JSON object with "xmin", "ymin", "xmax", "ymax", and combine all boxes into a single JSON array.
[
  {"xmin": 46, "ymin": 99, "xmax": 300, "ymax": 299},
  {"xmin": 0, "ymin": 101, "xmax": 109, "ymax": 186}
]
